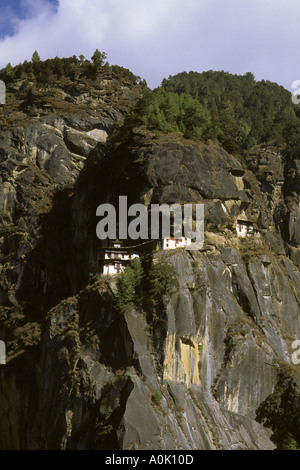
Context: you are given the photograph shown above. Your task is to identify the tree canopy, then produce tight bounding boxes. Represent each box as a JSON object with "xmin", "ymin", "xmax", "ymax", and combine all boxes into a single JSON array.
[
  {"xmin": 31, "ymin": 50, "xmax": 41, "ymax": 63},
  {"xmin": 114, "ymin": 258, "xmax": 144, "ymax": 312},
  {"xmin": 1, "ymin": 54, "xmax": 300, "ymax": 157},
  {"xmin": 148, "ymin": 258, "xmax": 179, "ymax": 301},
  {"xmin": 122, "ymin": 87, "xmax": 217, "ymax": 142},
  {"xmin": 161, "ymin": 70, "xmax": 300, "ymax": 153},
  {"xmin": 0, "ymin": 51, "xmax": 141, "ymax": 86}
]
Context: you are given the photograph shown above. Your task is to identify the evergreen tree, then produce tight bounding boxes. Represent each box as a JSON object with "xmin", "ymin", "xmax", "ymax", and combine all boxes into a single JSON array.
[
  {"xmin": 31, "ymin": 50, "xmax": 41, "ymax": 63},
  {"xmin": 114, "ymin": 267, "xmax": 136, "ymax": 312},
  {"xmin": 130, "ymin": 257, "xmax": 144, "ymax": 286},
  {"xmin": 3, "ymin": 62, "xmax": 15, "ymax": 82},
  {"xmin": 161, "ymin": 70, "xmax": 300, "ymax": 152},
  {"xmin": 5, "ymin": 63, "xmax": 14, "ymax": 77},
  {"xmin": 149, "ymin": 258, "xmax": 179, "ymax": 301},
  {"xmin": 23, "ymin": 60, "xmax": 34, "ymax": 75},
  {"xmin": 130, "ymin": 258, "xmax": 144, "ymax": 303},
  {"xmin": 114, "ymin": 258, "xmax": 144, "ymax": 312},
  {"xmin": 53, "ymin": 56, "xmax": 64, "ymax": 78},
  {"xmin": 91, "ymin": 49, "xmax": 107, "ymax": 70}
]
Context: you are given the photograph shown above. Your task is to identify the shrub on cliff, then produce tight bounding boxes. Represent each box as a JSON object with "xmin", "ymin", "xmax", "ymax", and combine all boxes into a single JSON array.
[
  {"xmin": 114, "ymin": 258, "xmax": 144, "ymax": 312},
  {"xmin": 148, "ymin": 258, "xmax": 179, "ymax": 301},
  {"xmin": 256, "ymin": 370, "xmax": 300, "ymax": 450}
]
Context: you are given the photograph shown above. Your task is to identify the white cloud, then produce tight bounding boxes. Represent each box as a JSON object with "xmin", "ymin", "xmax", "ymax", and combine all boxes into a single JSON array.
[
  {"xmin": 0, "ymin": 0, "xmax": 204, "ymax": 84},
  {"xmin": 0, "ymin": 0, "xmax": 197, "ymax": 61},
  {"xmin": 0, "ymin": 0, "xmax": 107, "ymax": 64},
  {"xmin": 0, "ymin": 0, "xmax": 299, "ymax": 89}
]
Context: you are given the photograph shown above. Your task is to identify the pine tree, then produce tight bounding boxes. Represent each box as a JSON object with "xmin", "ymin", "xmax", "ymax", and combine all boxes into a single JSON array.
[
  {"xmin": 4, "ymin": 62, "xmax": 15, "ymax": 82},
  {"xmin": 114, "ymin": 267, "xmax": 136, "ymax": 312},
  {"xmin": 130, "ymin": 258, "xmax": 144, "ymax": 286},
  {"xmin": 130, "ymin": 258, "xmax": 144, "ymax": 303},
  {"xmin": 31, "ymin": 50, "xmax": 41, "ymax": 63},
  {"xmin": 149, "ymin": 258, "xmax": 179, "ymax": 301},
  {"xmin": 53, "ymin": 56, "xmax": 64, "ymax": 78},
  {"xmin": 91, "ymin": 49, "xmax": 107, "ymax": 71},
  {"xmin": 5, "ymin": 63, "xmax": 14, "ymax": 77},
  {"xmin": 114, "ymin": 258, "xmax": 144, "ymax": 312}
]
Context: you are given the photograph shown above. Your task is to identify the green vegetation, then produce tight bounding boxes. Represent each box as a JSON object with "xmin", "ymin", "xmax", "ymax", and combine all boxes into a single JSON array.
[
  {"xmin": 114, "ymin": 258, "xmax": 144, "ymax": 312},
  {"xmin": 148, "ymin": 258, "xmax": 179, "ymax": 301},
  {"xmin": 133, "ymin": 151, "xmax": 145, "ymax": 164},
  {"xmin": 113, "ymin": 256, "xmax": 179, "ymax": 311},
  {"xmin": 0, "ymin": 50, "xmax": 142, "ymax": 86},
  {"xmin": 94, "ymin": 416, "xmax": 113, "ymax": 442},
  {"xmin": 31, "ymin": 50, "xmax": 41, "ymax": 63},
  {"xmin": 91, "ymin": 49, "xmax": 107, "ymax": 69},
  {"xmin": 256, "ymin": 370, "xmax": 300, "ymax": 450},
  {"xmin": 152, "ymin": 389, "xmax": 163, "ymax": 406},
  {"xmin": 281, "ymin": 433, "xmax": 299, "ymax": 450},
  {"xmin": 122, "ymin": 87, "xmax": 216, "ymax": 142},
  {"xmin": 112, "ymin": 68, "xmax": 300, "ymax": 159},
  {"xmin": 5, "ymin": 62, "xmax": 14, "ymax": 78},
  {"xmin": 92, "ymin": 397, "xmax": 122, "ymax": 448},
  {"xmin": 2, "ymin": 51, "xmax": 299, "ymax": 157},
  {"xmin": 161, "ymin": 70, "xmax": 300, "ymax": 154}
]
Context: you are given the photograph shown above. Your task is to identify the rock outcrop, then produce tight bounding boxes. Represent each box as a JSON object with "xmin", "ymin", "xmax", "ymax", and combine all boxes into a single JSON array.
[{"xmin": 0, "ymin": 69, "xmax": 299, "ymax": 450}]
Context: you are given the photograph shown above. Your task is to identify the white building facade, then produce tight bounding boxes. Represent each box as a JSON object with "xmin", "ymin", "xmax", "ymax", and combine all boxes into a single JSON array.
[
  {"xmin": 236, "ymin": 220, "xmax": 260, "ymax": 238},
  {"xmin": 160, "ymin": 236, "xmax": 192, "ymax": 250},
  {"xmin": 102, "ymin": 241, "xmax": 139, "ymax": 275}
]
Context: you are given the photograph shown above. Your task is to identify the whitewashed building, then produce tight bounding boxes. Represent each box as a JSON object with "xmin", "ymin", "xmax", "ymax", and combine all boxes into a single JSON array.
[
  {"xmin": 236, "ymin": 220, "xmax": 260, "ymax": 238},
  {"xmin": 159, "ymin": 236, "xmax": 192, "ymax": 250},
  {"xmin": 102, "ymin": 241, "xmax": 139, "ymax": 275}
]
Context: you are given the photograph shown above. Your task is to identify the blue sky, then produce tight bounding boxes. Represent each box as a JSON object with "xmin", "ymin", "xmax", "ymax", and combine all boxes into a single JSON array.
[
  {"xmin": 0, "ymin": 0, "xmax": 58, "ymax": 38},
  {"xmin": 0, "ymin": 0, "xmax": 299, "ymax": 91}
]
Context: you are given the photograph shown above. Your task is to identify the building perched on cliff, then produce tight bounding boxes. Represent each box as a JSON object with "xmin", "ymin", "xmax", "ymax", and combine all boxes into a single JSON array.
[
  {"xmin": 159, "ymin": 236, "xmax": 192, "ymax": 250},
  {"xmin": 236, "ymin": 219, "xmax": 260, "ymax": 238},
  {"xmin": 102, "ymin": 241, "xmax": 139, "ymax": 275},
  {"xmin": 101, "ymin": 236, "xmax": 193, "ymax": 274}
]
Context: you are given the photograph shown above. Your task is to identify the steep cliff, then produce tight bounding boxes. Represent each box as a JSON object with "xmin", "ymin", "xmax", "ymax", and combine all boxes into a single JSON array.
[{"xmin": 0, "ymin": 63, "xmax": 299, "ymax": 450}]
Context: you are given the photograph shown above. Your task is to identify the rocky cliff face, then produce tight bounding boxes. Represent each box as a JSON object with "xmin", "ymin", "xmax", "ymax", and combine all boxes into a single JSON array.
[{"xmin": 0, "ymin": 70, "xmax": 299, "ymax": 450}]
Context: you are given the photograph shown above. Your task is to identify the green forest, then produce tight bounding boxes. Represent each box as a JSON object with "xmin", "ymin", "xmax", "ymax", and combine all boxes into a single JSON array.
[
  {"xmin": 1, "ymin": 52, "xmax": 300, "ymax": 157},
  {"xmin": 123, "ymin": 70, "xmax": 300, "ymax": 157},
  {"xmin": 0, "ymin": 49, "xmax": 142, "ymax": 86},
  {"xmin": 161, "ymin": 70, "xmax": 300, "ymax": 154}
]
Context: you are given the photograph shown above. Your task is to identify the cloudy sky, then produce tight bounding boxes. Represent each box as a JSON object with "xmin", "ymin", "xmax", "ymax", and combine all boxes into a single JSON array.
[{"xmin": 0, "ymin": 0, "xmax": 299, "ymax": 91}]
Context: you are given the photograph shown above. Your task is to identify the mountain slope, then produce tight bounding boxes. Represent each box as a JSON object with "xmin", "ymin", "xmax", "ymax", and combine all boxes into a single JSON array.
[{"xmin": 0, "ymin": 57, "xmax": 299, "ymax": 450}]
